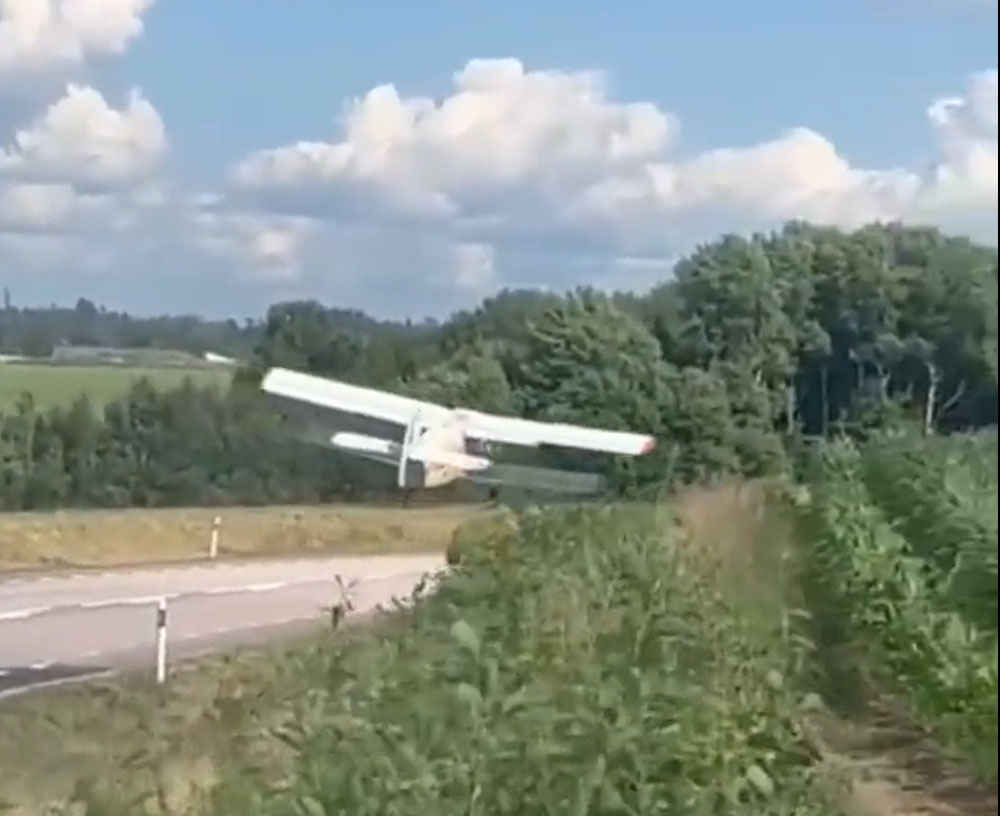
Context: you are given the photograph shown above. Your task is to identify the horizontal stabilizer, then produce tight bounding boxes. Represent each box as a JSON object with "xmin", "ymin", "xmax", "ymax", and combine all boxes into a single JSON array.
[{"xmin": 470, "ymin": 463, "xmax": 607, "ymax": 495}]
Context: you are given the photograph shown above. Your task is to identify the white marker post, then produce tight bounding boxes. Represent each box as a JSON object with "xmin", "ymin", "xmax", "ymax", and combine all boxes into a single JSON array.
[
  {"xmin": 155, "ymin": 597, "xmax": 168, "ymax": 684},
  {"xmin": 209, "ymin": 516, "xmax": 221, "ymax": 560}
]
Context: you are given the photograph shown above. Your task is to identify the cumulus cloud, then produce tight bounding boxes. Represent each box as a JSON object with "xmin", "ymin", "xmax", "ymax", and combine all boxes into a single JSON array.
[
  {"xmin": 0, "ymin": 83, "xmax": 166, "ymax": 189},
  {"xmin": 0, "ymin": 0, "xmax": 158, "ymax": 80},
  {"xmin": 916, "ymin": 69, "xmax": 997, "ymax": 210},
  {"xmin": 230, "ymin": 59, "xmax": 675, "ymax": 227},
  {"xmin": 0, "ymin": 81, "xmax": 166, "ymax": 238},
  {"xmin": 230, "ymin": 58, "xmax": 998, "ymax": 266}
]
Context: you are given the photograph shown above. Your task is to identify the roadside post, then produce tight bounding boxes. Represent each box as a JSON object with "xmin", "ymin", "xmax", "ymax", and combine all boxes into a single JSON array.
[
  {"xmin": 155, "ymin": 597, "xmax": 168, "ymax": 684},
  {"xmin": 209, "ymin": 516, "xmax": 221, "ymax": 559}
]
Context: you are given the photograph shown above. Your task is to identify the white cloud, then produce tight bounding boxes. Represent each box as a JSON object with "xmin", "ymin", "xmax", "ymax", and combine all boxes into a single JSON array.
[
  {"xmin": 0, "ymin": 83, "xmax": 166, "ymax": 232},
  {"xmin": 1, "ymin": 83, "xmax": 165, "ymax": 188},
  {"xmin": 230, "ymin": 58, "xmax": 675, "ymax": 228},
  {"xmin": 0, "ymin": 0, "xmax": 158, "ymax": 80},
  {"xmin": 915, "ymin": 69, "xmax": 997, "ymax": 212},
  {"xmin": 230, "ymin": 58, "xmax": 998, "ymax": 266},
  {"xmin": 193, "ymin": 208, "xmax": 315, "ymax": 283}
]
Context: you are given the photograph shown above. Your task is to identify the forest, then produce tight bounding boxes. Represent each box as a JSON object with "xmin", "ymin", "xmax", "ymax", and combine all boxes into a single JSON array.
[{"xmin": 1, "ymin": 219, "xmax": 997, "ymax": 511}]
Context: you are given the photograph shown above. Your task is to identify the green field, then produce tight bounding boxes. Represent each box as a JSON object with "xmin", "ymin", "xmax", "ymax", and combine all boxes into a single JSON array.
[
  {"xmin": 0, "ymin": 363, "xmax": 232, "ymax": 410},
  {"xmin": 799, "ymin": 428, "xmax": 999, "ymax": 782},
  {"xmin": 0, "ymin": 434, "xmax": 996, "ymax": 815}
]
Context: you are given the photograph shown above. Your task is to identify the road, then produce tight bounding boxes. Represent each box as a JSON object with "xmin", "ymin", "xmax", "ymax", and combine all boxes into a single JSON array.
[{"xmin": 0, "ymin": 554, "xmax": 445, "ymax": 698}]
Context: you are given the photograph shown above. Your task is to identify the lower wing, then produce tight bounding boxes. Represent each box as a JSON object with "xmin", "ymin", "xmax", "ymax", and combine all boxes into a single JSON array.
[
  {"xmin": 468, "ymin": 463, "xmax": 607, "ymax": 495},
  {"xmin": 328, "ymin": 433, "xmax": 605, "ymax": 494}
]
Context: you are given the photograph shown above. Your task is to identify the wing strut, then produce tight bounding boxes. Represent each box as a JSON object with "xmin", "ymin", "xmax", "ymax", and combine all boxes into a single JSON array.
[{"xmin": 397, "ymin": 410, "xmax": 421, "ymax": 488}]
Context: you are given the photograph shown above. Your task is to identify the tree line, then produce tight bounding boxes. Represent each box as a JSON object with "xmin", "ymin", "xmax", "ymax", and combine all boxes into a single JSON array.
[{"xmin": 1, "ymin": 220, "xmax": 997, "ymax": 511}]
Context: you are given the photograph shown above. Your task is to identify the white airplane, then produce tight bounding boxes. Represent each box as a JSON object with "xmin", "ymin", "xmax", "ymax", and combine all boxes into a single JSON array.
[{"xmin": 259, "ymin": 367, "xmax": 656, "ymax": 495}]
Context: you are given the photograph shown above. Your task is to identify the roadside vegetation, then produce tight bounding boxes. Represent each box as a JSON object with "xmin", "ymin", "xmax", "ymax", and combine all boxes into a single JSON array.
[{"xmin": 0, "ymin": 503, "xmax": 476, "ymax": 571}]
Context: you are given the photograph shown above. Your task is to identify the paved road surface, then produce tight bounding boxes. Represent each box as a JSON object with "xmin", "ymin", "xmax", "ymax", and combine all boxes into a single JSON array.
[{"xmin": 0, "ymin": 554, "xmax": 444, "ymax": 698}]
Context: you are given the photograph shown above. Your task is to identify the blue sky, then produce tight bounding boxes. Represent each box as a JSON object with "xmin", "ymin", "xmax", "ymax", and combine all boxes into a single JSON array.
[
  {"xmin": 1, "ymin": 0, "xmax": 997, "ymax": 319},
  {"xmin": 116, "ymin": 0, "xmax": 997, "ymax": 173}
]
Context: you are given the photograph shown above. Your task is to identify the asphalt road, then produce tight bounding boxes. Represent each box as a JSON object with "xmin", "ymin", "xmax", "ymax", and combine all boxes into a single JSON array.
[{"xmin": 0, "ymin": 554, "xmax": 445, "ymax": 698}]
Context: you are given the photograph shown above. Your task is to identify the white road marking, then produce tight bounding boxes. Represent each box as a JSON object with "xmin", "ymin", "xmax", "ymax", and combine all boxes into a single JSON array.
[
  {"xmin": 80, "ymin": 595, "xmax": 162, "ymax": 610},
  {"xmin": 203, "ymin": 580, "xmax": 290, "ymax": 595},
  {"xmin": 1, "ymin": 575, "xmax": 341, "ymax": 621},
  {"xmin": 0, "ymin": 607, "xmax": 50, "ymax": 622}
]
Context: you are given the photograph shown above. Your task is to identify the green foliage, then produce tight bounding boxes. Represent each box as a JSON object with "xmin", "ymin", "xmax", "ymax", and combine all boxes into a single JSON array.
[
  {"xmin": 860, "ymin": 429, "xmax": 998, "ymax": 630},
  {"xmin": 188, "ymin": 503, "xmax": 835, "ymax": 815},
  {"xmin": 0, "ymin": 296, "xmax": 257, "ymax": 358},
  {"xmin": 0, "ymin": 377, "xmax": 390, "ymax": 511},
  {"xmin": 398, "ymin": 346, "xmax": 518, "ymax": 415},
  {"xmin": 800, "ymin": 435, "xmax": 999, "ymax": 780}
]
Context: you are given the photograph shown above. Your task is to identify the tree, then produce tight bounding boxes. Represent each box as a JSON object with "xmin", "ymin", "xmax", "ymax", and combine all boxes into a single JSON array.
[
  {"xmin": 516, "ymin": 291, "xmax": 675, "ymax": 491},
  {"xmin": 399, "ymin": 346, "xmax": 517, "ymax": 415}
]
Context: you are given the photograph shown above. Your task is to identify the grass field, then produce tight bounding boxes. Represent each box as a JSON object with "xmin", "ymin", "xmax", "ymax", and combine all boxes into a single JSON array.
[
  {"xmin": 0, "ymin": 503, "xmax": 481, "ymax": 571},
  {"xmin": 0, "ymin": 362, "xmax": 231, "ymax": 410},
  {"xmin": 0, "ymin": 433, "xmax": 996, "ymax": 815}
]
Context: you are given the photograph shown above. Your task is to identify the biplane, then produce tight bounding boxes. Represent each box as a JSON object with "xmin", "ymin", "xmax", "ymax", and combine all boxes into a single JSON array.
[{"xmin": 260, "ymin": 367, "xmax": 656, "ymax": 496}]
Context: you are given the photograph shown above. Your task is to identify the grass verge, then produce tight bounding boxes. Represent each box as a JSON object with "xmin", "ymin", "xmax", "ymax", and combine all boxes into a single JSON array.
[{"xmin": 0, "ymin": 503, "xmax": 481, "ymax": 571}]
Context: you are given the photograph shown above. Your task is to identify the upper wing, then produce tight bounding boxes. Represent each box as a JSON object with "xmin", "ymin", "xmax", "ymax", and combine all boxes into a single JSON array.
[
  {"xmin": 260, "ymin": 367, "xmax": 448, "ymax": 442},
  {"xmin": 458, "ymin": 410, "xmax": 655, "ymax": 457},
  {"xmin": 260, "ymin": 367, "xmax": 655, "ymax": 457}
]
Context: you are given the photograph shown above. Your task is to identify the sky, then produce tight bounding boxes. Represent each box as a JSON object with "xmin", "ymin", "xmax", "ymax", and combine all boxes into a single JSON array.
[{"xmin": 0, "ymin": 0, "xmax": 997, "ymax": 321}]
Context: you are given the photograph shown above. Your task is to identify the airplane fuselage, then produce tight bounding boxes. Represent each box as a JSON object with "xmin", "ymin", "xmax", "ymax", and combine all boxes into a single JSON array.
[
  {"xmin": 330, "ymin": 412, "xmax": 493, "ymax": 491},
  {"xmin": 414, "ymin": 417, "xmax": 470, "ymax": 488}
]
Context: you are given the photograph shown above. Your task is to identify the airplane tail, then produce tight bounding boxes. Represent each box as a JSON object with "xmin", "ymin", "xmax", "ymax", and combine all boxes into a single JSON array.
[{"xmin": 469, "ymin": 463, "xmax": 606, "ymax": 495}]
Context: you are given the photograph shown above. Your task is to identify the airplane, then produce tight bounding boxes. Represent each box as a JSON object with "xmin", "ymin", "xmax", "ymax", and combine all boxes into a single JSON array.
[{"xmin": 259, "ymin": 366, "xmax": 656, "ymax": 496}]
